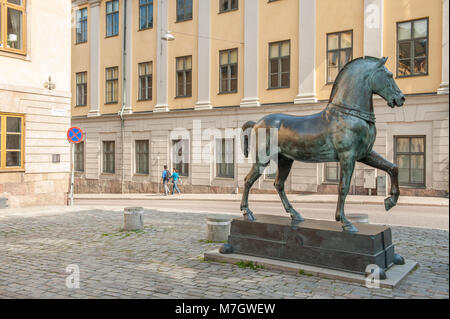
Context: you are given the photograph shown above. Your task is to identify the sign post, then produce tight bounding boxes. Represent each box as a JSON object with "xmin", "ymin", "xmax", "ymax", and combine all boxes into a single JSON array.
[{"xmin": 67, "ymin": 127, "xmax": 84, "ymax": 206}]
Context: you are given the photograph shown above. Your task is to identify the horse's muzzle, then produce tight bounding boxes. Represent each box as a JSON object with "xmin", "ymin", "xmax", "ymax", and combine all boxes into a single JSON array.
[{"xmin": 388, "ymin": 94, "xmax": 405, "ymax": 108}]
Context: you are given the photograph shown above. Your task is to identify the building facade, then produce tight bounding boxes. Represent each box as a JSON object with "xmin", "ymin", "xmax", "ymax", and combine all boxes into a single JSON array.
[
  {"xmin": 0, "ymin": 0, "xmax": 72, "ymax": 207},
  {"xmin": 71, "ymin": 0, "xmax": 449, "ymax": 197}
]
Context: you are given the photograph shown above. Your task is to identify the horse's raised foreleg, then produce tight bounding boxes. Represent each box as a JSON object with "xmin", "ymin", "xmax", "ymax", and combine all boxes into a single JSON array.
[
  {"xmin": 335, "ymin": 154, "xmax": 358, "ymax": 232},
  {"xmin": 359, "ymin": 150, "xmax": 400, "ymax": 211},
  {"xmin": 274, "ymin": 155, "xmax": 304, "ymax": 221},
  {"xmin": 240, "ymin": 162, "xmax": 265, "ymax": 221}
]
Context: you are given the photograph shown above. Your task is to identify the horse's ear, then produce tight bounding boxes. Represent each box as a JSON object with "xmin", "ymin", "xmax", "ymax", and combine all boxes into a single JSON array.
[{"xmin": 377, "ymin": 57, "xmax": 388, "ymax": 67}]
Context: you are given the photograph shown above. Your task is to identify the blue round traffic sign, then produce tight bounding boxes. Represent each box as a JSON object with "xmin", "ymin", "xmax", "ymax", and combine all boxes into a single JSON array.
[{"xmin": 67, "ymin": 127, "xmax": 84, "ymax": 144}]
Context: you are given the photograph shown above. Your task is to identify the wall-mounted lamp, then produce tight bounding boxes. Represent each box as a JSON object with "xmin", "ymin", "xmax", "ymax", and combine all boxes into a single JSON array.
[
  {"xmin": 161, "ymin": 31, "xmax": 175, "ymax": 42},
  {"xmin": 44, "ymin": 76, "xmax": 56, "ymax": 91}
]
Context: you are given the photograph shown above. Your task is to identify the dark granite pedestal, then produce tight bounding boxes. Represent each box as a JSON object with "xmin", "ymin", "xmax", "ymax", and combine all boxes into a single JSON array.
[{"xmin": 222, "ymin": 215, "xmax": 400, "ymax": 276}]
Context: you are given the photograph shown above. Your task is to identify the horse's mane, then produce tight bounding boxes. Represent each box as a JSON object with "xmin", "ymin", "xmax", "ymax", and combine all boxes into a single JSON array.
[{"xmin": 328, "ymin": 56, "xmax": 381, "ymax": 103}]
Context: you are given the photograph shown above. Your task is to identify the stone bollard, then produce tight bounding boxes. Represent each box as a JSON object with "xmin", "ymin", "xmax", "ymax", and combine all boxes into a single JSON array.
[
  {"xmin": 123, "ymin": 207, "xmax": 144, "ymax": 231},
  {"xmin": 206, "ymin": 217, "xmax": 231, "ymax": 242},
  {"xmin": 347, "ymin": 213, "xmax": 369, "ymax": 224}
]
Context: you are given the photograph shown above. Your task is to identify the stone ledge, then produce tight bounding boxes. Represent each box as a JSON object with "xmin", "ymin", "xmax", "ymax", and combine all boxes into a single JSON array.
[{"xmin": 204, "ymin": 249, "xmax": 418, "ymax": 289}]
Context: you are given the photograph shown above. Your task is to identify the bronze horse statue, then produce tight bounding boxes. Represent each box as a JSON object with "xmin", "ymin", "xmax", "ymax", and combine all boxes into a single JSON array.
[{"xmin": 240, "ymin": 56, "xmax": 405, "ymax": 232}]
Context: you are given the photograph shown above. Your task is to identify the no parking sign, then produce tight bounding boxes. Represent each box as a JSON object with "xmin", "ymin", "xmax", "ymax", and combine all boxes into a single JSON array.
[{"xmin": 67, "ymin": 126, "xmax": 84, "ymax": 144}]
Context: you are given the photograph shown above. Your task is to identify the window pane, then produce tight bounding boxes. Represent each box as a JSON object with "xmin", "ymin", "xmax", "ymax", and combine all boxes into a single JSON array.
[
  {"xmin": 230, "ymin": 78, "xmax": 237, "ymax": 92},
  {"xmin": 8, "ymin": 0, "xmax": 22, "ymax": 5},
  {"xmin": 176, "ymin": 58, "xmax": 184, "ymax": 70},
  {"xmin": 6, "ymin": 134, "xmax": 20, "ymax": 149},
  {"xmin": 396, "ymin": 138, "xmax": 410, "ymax": 152},
  {"xmin": 177, "ymin": 72, "xmax": 184, "ymax": 95},
  {"xmin": 6, "ymin": 151, "xmax": 20, "ymax": 167},
  {"xmin": 270, "ymin": 59, "xmax": 279, "ymax": 74},
  {"xmin": 340, "ymin": 32, "xmax": 352, "ymax": 48},
  {"xmin": 185, "ymin": 56, "xmax": 192, "ymax": 69},
  {"xmin": 414, "ymin": 57, "xmax": 427, "ymax": 74},
  {"xmin": 398, "ymin": 22, "xmax": 412, "ymax": 40},
  {"xmin": 411, "ymin": 138, "xmax": 424, "ymax": 152},
  {"xmin": 398, "ymin": 41, "xmax": 411, "ymax": 59},
  {"xmin": 269, "ymin": 44, "xmax": 279, "ymax": 58},
  {"xmin": 7, "ymin": 8, "xmax": 22, "ymax": 50},
  {"xmin": 397, "ymin": 155, "xmax": 410, "ymax": 184},
  {"xmin": 340, "ymin": 50, "xmax": 352, "ymax": 68},
  {"xmin": 7, "ymin": 117, "xmax": 21, "ymax": 132},
  {"xmin": 270, "ymin": 74, "xmax": 278, "ymax": 88},
  {"xmin": 398, "ymin": 59, "xmax": 411, "ymax": 76},
  {"xmin": 328, "ymin": 67, "xmax": 338, "ymax": 83},
  {"xmin": 113, "ymin": 0, "xmax": 119, "ymax": 11},
  {"xmin": 220, "ymin": 51, "xmax": 228, "ymax": 65},
  {"xmin": 413, "ymin": 19, "xmax": 427, "ymax": 38},
  {"xmin": 328, "ymin": 34, "xmax": 339, "ymax": 50},
  {"xmin": 230, "ymin": 49, "xmax": 238, "ymax": 63},
  {"xmin": 281, "ymin": 41, "xmax": 289, "ymax": 56},
  {"xmin": 328, "ymin": 51, "xmax": 339, "ymax": 67},
  {"xmin": 410, "ymin": 155, "xmax": 424, "ymax": 183},
  {"xmin": 414, "ymin": 39, "xmax": 427, "ymax": 57},
  {"xmin": 281, "ymin": 73, "xmax": 289, "ymax": 87}
]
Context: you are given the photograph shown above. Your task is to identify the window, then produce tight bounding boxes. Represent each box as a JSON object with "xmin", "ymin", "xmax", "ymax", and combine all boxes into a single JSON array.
[
  {"xmin": 176, "ymin": 56, "xmax": 192, "ymax": 97},
  {"xmin": 216, "ymin": 138, "xmax": 234, "ymax": 179},
  {"xmin": 102, "ymin": 141, "xmax": 115, "ymax": 173},
  {"xmin": 74, "ymin": 142, "xmax": 84, "ymax": 172},
  {"xmin": 397, "ymin": 18, "xmax": 428, "ymax": 77},
  {"xmin": 0, "ymin": 0, "xmax": 26, "ymax": 54},
  {"xmin": 394, "ymin": 136, "xmax": 425, "ymax": 187},
  {"xmin": 135, "ymin": 140, "xmax": 149, "ymax": 175},
  {"xmin": 0, "ymin": 113, "xmax": 24, "ymax": 170},
  {"xmin": 219, "ymin": 49, "xmax": 238, "ymax": 94},
  {"xmin": 327, "ymin": 30, "xmax": 353, "ymax": 83},
  {"xmin": 325, "ymin": 162, "xmax": 340, "ymax": 183},
  {"xmin": 106, "ymin": 0, "xmax": 119, "ymax": 37},
  {"xmin": 269, "ymin": 41, "xmax": 290, "ymax": 89},
  {"xmin": 220, "ymin": 0, "xmax": 238, "ymax": 13},
  {"xmin": 176, "ymin": 0, "xmax": 192, "ymax": 22},
  {"xmin": 138, "ymin": 62, "xmax": 152, "ymax": 101},
  {"xmin": 76, "ymin": 72, "xmax": 87, "ymax": 106},
  {"xmin": 76, "ymin": 7, "xmax": 88, "ymax": 44},
  {"xmin": 105, "ymin": 67, "xmax": 118, "ymax": 104},
  {"xmin": 139, "ymin": 0, "xmax": 153, "ymax": 30},
  {"xmin": 172, "ymin": 139, "xmax": 189, "ymax": 177}
]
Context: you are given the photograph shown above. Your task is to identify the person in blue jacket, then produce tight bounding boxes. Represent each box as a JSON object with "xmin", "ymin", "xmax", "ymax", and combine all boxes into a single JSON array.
[
  {"xmin": 171, "ymin": 168, "xmax": 182, "ymax": 195},
  {"xmin": 161, "ymin": 165, "xmax": 171, "ymax": 196}
]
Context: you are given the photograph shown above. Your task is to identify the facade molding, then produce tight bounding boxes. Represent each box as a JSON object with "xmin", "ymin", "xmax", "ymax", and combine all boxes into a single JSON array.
[
  {"xmin": 438, "ymin": 0, "xmax": 449, "ymax": 95},
  {"xmin": 121, "ymin": 0, "xmax": 133, "ymax": 115},
  {"xmin": 295, "ymin": 0, "xmax": 317, "ymax": 105},
  {"xmin": 88, "ymin": 0, "xmax": 101, "ymax": 117},
  {"xmin": 155, "ymin": 0, "xmax": 169, "ymax": 112},
  {"xmin": 240, "ymin": 0, "xmax": 260, "ymax": 108},
  {"xmin": 363, "ymin": 0, "xmax": 384, "ymax": 58},
  {"xmin": 195, "ymin": 0, "xmax": 212, "ymax": 110}
]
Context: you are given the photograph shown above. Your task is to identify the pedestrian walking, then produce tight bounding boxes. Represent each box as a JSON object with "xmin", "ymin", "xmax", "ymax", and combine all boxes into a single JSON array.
[
  {"xmin": 171, "ymin": 168, "xmax": 182, "ymax": 195},
  {"xmin": 161, "ymin": 165, "xmax": 171, "ymax": 196}
]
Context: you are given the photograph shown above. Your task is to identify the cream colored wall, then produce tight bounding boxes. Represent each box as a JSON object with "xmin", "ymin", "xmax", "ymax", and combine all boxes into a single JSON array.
[
  {"xmin": 167, "ymin": 0, "xmax": 198, "ymax": 110},
  {"xmin": 258, "ymin": 0, "xmax": 299, "ymax": 104},
  {"xmin": 132, "ymin": 0, "xmax": 157, "ymax": 113},
  {"xmin": 315, "ymin": 0, "xmax": 364, "ymax": 101},
  {"xmin": 210, "ymin": 0, "xmax": 244, "ymax": 107},
  {"xmin": 99, "ymin": 0, "xmax": 123, "ymax": 115},
  {"xmin": 384, "ymin": 0, "xmax": 442, "ymax": 94},
  {"xmin": 0, "ymin": 0, "xmax": 71, "ymax": 94},
  {"xmin": 71, "ymin": 3, "xmax": 90, "ymax": 117}
]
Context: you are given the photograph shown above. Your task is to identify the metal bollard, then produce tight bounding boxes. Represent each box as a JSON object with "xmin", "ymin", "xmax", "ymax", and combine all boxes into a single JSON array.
[
  {"xmin": 206, "ymin": 217, "xmax": 231, "ymax": 242},
  {"xmin": 123, "ymin": 207, "xmax": 144, "ymax": 231}
]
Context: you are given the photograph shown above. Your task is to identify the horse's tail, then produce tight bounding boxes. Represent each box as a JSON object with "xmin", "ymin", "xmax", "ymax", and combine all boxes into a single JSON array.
[{"xmin": 242, "ymin": 121, "xmax": 256, "ymax": 158}]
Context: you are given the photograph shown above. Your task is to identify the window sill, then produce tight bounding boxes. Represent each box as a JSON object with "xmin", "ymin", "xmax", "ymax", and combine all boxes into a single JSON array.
[
  {"xmin": 396, "ymin": 73, "xmax": 428, "ymax": 79},
  {"xmin": 105, "ymin": 102, "xmax": 118, "ymax": 105},
  {"xmin": 217, "ymin": 91, "xmax": 238, "ymax": 95},
  {"xmin": 0, "ymin": 168, "xmax": 25, "ymax": 173},
  {"xmin": 175, "ymin": 18, "xmax": 193, "ymax": 23},
  {"xmin": 105, "ymin": 34, "xmax": 119, "ymax": 39},
  {"xmin": 215, "ymin": 176, "xmax": 235, "ymax": 180},
  {"xmin": 218, "ymin": 8, "xmax": 239, "ymax": 14},
  {"xmin": 75, "ymin": 41, "xmax": 88, "ymax": 46},
  {"xmin": 138, "ymin": 26, "xmax": 153, "ymax": 32},
  {"xmin": 267, "ymin": 86, "xmax": 290, "ymax": 90},
  {"xmin": 134, "ymin": 173, "xmax": 149, "ymax": 176},
  {"xmin": 75, "ymin": 104, "xmax": 88, "ymax": 107},
  {"xmin": 137, "ymin": 98, "xmax": 152, "ymax": 102},
  {"xmin": 0, "ymin": 48, "xmax": 28, "ymax": 59},
  {"xmin": 399, "ymin": 185, "xmax": 426, "ymax": 189},
  {"xmin": 175, "ymin": 95, "xmax": 192, "ymax": 99}
]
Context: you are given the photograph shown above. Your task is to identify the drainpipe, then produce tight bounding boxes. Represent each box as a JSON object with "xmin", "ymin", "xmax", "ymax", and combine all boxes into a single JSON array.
[{"xmin": 119, "ymin": 0, "xmax": 128, "ymax": 194}]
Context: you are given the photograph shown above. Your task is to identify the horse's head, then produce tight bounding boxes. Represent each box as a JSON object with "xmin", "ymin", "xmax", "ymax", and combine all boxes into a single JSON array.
[{"xmin": 370, "ymin": 57, "xmax": 405, "ymax": 108}]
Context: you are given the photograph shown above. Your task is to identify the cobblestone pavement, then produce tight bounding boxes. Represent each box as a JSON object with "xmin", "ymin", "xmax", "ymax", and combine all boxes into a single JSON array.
[{"xmin": 0, "ymin": 207, "xmax": 448, "ymax": 299}]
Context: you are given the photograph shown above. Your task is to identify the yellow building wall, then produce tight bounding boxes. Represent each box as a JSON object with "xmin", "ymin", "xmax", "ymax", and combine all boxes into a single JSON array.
[
  {"xmin": 258, "ymin": 0, "xmax": 299, "ymax": 104},
  {"xmin": 167, "ymin": 0, "xmax": 198, "ymax": 110},
  {"xmin": 71, "ymin": 2, "xmax": 90, "ymax": 117},
  {"xmin": 383, "ymin": 0, "xmax": 442, "ymax": 94},
  {"xmin": 210, "ymin": 0, "xmax": 244, "ymax": 107},
  {"xmin": 132, "ymin": 0, "xmax": 158, "ymax": 113},
  {"xmin": 315, "ymin": 0, "xmax": 364, "ymax": 101},
  {"xmin": 99, "ymin": 0, "xmax": 123, "ymax": 115}
]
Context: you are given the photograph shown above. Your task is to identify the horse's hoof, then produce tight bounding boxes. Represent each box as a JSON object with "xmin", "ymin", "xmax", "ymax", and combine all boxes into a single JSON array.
[
  {"xmin": 393, "ymin": 253, "xmax": 405, "ymax": 265},
  {"xmin": 342, "ymin": 222, "xmax": 359, "ymax": 233},
  {"xmin": 288, "ymin": 209, "xmax": 304, "ymax": 222},
  {"xmin": 384, "ymin": 197, "xmax": 396, "ymax": 211},
  {"xmin": 242, "ymin": 209, "xmax": 256, "ymax": 221},
  {"xmin": 219, "ymin": 243, "xmax": 233, "ymax": 254}
]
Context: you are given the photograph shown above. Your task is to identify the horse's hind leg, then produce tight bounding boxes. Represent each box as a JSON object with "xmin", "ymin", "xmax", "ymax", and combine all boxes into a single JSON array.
[
  {"xmin": 335, "ymin": 154, "xmax": 358, "ymax": 232},
  {"xmin": 240, "ymin": 162, "xmax": 266, "ymax": 221},
  {"xmin": 359, "ymin": 150, "xmax": 399, "ymax": 211},
  {"xmin": 274, "ymin": 155, "xmax": 304, "ymax": 222}
]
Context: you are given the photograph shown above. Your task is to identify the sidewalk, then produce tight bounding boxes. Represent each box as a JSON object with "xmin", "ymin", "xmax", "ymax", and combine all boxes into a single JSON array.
[{"xmin": 74, "ymin": 193, "xmax": 449, "ymax": 207}]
